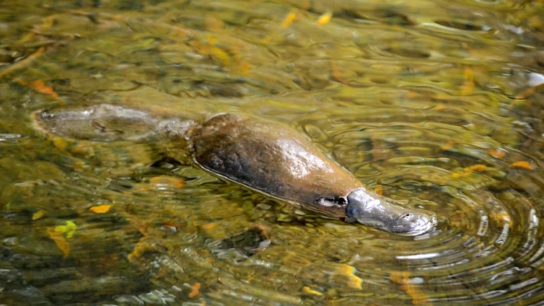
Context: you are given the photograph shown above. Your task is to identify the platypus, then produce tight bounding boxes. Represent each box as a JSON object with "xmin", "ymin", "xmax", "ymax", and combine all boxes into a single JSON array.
[{"xmin": 34, "ymin": 104, "xmax": 436, "ymax": 236}]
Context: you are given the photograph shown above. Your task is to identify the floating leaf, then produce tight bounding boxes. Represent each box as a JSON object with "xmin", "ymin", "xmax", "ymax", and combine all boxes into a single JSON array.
[
  {"xmin": 511, "ymin": 161, "xmax": 534, "ymax": 171},
  {"xmin": 189, "ymin": 282, "xmax": 201, "ymax": 299},
  {"xmin": 47, "ymin": 228, "xmax": 70, "ymax": 258},
  {"xmin": 32, "ymin": 209, "xmax": 46, "ymax": 220},
  {"xmin": 89, "ymin": 204, "xmax": 112, "ymax": 214},
  {"xmin": 55, "ymin": 220, "xmax": 77, "ymax": 239}
]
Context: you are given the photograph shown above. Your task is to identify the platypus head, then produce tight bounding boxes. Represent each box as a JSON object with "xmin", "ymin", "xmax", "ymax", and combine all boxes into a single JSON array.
[{"xmin": 345, "ymin": 189, "xmax": 436, "ymax": 236}]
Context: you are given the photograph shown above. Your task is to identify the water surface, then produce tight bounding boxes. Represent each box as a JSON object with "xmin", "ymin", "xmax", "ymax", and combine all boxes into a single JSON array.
[{"xmin": 1, "ymin": 0, "xmax": 544, "ymax": 305}]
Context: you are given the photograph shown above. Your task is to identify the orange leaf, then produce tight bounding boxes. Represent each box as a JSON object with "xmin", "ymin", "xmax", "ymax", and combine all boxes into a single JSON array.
[
  {"xmin": 488, "ymin": 149, "xmax": 506, "ymax": 159},
  {"xmin": 90, "ymin": 204, "xmax": 112, "ymax": 214},
  {"xmin": 466, "ymin": 164, "xmax": 487, "ymax": 173},
  {"xmin": 189, "ymin": 282, "xmax": 201, "ymax": 299},
  {"xmin": 47, "ymin": 228, "xmax": 70, "ymax": 258},
  {"xmin": 511, "ymin": 161, "xmax": 534, "ymax": 171},
  {"xmin": 390, "ymin": 271, "xmax": 429, "ymax": 305},
  {"xmin": 29, "ymin": 80, "xmax": 59, "ymax": 99}
]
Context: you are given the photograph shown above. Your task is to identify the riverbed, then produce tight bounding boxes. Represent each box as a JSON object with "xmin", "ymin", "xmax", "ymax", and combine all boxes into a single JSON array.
[{"xmin": 1, "ymin": 0, "xmax": 543, "ymax": 305}]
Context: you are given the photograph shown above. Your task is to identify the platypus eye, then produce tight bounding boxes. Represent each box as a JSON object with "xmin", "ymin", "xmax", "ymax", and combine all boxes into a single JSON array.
[{"xmin": 317, "ymin": 196, "xmax": 347, "ymax": 207}]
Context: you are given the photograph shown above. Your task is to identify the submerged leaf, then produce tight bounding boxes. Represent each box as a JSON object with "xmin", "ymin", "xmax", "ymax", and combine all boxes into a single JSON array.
[
  {"xmin": 47, "ymin": 227, "xmax": 70, "ymax": 258},
  {"xmin": 281, "ymin": 11, "xmax": 297, "ymax": 29},
  {"xmin": 32, "ymin": 209, "xmax": 46, "ymax": 220},
  {"xmin": 390, "ymin": 271, "xmax": 429, "ymax": 305},
  {"xmin": 55, "ymin": 220, "xmax": 77, "ymax": 238},
  {"xmin": 90, "ymin": 204, "xmax": 112, "ymax": 214},
  {"xmin": 511, "ymin": 161, "xmax": 534, "ymax": 170},
  {"xmin": 302, "ymin": 286, "xmax": 323, "ymax": 296},
  {"xmin": 488, "ymin": 149, "xmax": 506, "ymax": 159},
  {"xmin": 317, "ymin": 11, "xmax": 333, "ymax": 26},
  {"xmin": 335, "ymin": 264, "xmax": 362, "ymax": 289},
  {"xmin": 189, "ymin": 282, "xmax": 201, "ymax": 299},
  {"xmin": 19, "ymin": 79, "xmax": 60, "ymax": 100}
]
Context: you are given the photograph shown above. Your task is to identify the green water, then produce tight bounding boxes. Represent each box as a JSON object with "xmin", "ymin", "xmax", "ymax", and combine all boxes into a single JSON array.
[{"xmin": 1, "ymin": 0, "xmax": 544, "ymax": 305}]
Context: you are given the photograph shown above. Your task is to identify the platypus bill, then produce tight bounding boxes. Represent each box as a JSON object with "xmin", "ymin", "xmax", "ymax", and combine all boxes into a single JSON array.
[{"xmin": 34, "ymin": 104, "xmax": 436, "ymax": 236}]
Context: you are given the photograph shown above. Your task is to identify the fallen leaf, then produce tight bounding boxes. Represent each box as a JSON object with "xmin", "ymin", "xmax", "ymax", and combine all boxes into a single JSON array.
[
  {"xmin": 47, "ymin": 228, "xmax": 70, "ymax": 258},
  {"xmin": 375, "ymin": 185, "xmax": 384, "ymax": 196},
  {"xmin": 32, "ymin": 210, "xmax": 46, "ymax": 220},
  {"xmin": 511, "ymin": 161, "xmax": 534, "ymax": 171},
  {"xmin": 488, "ymin": 149, "xmax": 506, "ymax": 159},
  {"xmin": 461, "ymin": 67, "xmax": 475, "ymax": 96},
  {"xmin": 451, "ymin": 164, "xmax": 488, "ymax": 179},
  {"xmin": 302, "ymin": 286, "xmax": 323, "ymax": 296},
  {"xmin": 55, "ymin": 220, "xmax": 77, "ymax": 239},
  {"xmin": 189, "ymin": 282, "xmax": 201, "ymax": 299},
  {"xmin": 26, "ymin": 80, "xmax": 59, "ymax": 99},
  {"xmin": 335, "ymin": 263, "xmax": 362, "ymax": 289},
  {"xmin": 51, "ymin": 137, "xmax": 69, "ymax": 151},
  {"xmin": 317, "ymin": 11, "xmax": 333, "ymax": 26},
  {"xmin": 281, "ymin": 11, "xmax": 298, "ymax": 29},
  {"xmin": 465, "ymin": 164, "xmax": 487, "ymax": 173},
  {"xmin": 390, "ymin": 271, "xmax": 429, "ymax": 305},
  {"xmin": 90, "ymin": 204, "xmax": 112, "ymax": 214},
  {"xmin": 440, "ymin": 140, "xmax": 455, "ymax": 151}
]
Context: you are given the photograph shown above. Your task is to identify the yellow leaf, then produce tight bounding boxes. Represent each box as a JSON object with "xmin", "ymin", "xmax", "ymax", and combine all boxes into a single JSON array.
[
  {"xmin": 335, "ymin": 263, "xmax": 362, "ymax": 289},
  {"xmin": 90, "ymin": 204, "xmax": 112, "ymax": 214},
  {"xmin": 317, "ymin": 11, "xmax": 333, "ymax": 26},
  {"xmin": 32, "ymin": 210, "xmax": 46, "ymax": 220},
  {"xmin": 281, "ymin": 11, "xmax": 297, "ymax": 29},
  {"xmin": 461, "ymin": 67, "xmax": 475, "ymax": 96},
  {"xmin": 302, "ymin": 286, "xmax": 323, "ymax": 296},
  {"xmin": 55, "ymin": 220, "xmax": 77, "ymax": 239},
  {"xmin": 465, "ymin": 164, "xmax": 487, "ymax": 173},
  {"xmin": 47, "ymin": 228, "xmax": 70, "ymax": 258}
]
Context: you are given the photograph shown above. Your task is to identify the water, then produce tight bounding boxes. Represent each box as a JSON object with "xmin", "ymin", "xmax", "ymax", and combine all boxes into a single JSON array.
[{"xmin": 1, "ymin": 0, "xmax": 544, "ymax": 305}]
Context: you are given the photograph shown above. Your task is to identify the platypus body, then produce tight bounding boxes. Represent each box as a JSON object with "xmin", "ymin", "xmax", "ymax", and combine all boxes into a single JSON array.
[{"xmin": 35, "ymin": 104, "xmax": 436, "ymax": 236}]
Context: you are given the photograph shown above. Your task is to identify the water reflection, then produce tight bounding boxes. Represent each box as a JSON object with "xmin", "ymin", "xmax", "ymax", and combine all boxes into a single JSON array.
[{"xmin": 1, "ymin": 0, "xmax": 544, "ymax": 304}]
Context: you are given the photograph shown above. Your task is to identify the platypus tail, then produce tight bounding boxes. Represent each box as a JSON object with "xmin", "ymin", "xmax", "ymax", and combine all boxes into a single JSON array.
[{"xmin": 33, "ymin": 104, "xmax": 196, "ymax": 142}]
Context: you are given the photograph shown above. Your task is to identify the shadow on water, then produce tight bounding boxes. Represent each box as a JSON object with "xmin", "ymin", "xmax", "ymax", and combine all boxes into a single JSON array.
[{"xmin": 1, "ymin": 0, "xmax": 544, "ymax": 304}]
